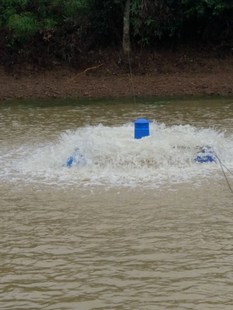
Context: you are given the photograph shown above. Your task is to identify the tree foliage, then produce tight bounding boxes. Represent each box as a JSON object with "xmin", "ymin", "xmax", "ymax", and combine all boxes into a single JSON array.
[{"xmin": 0, "ymin": 0, "xmax": 232, "ymax": 66}]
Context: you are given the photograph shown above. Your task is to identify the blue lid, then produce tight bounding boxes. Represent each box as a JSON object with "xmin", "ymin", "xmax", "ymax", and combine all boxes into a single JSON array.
[{"xmin": 134, "ymin": 118, "xmax": 149, "ymax": 124}]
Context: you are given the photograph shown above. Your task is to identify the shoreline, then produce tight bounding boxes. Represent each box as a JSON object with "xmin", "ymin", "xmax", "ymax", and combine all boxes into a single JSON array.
[{"xmin": 1, "ymin": 55, "xmax": 233, "ymax": 101}]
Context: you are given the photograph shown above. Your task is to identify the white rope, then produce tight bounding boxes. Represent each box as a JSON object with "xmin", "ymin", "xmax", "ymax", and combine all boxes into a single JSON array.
[{"xmin": 213, "ymin": 150, "xmax": 233, "ymax": 195}]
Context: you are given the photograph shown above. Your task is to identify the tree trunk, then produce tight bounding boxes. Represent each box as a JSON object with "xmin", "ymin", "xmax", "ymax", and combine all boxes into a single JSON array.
[{"xmin": 122, "ymin": 0, "xmax": 131, "ymax": 55}]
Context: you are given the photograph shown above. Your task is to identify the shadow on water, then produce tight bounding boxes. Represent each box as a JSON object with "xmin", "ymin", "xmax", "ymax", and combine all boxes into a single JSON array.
[{"xmin": 1, "ymin": 94, "xmax": 233, "ymax": 108}]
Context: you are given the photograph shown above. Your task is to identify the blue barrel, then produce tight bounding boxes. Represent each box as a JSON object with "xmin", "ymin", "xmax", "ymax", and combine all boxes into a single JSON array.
[{"xmin": 134, "ymin": 118, "xmax": 150, "ymax": 139}]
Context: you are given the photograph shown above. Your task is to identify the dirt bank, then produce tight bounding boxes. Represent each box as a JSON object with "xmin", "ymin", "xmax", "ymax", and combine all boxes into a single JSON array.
[{"xmin": 1, "ymin": 52, "xmax": 233, "ymax": 101}]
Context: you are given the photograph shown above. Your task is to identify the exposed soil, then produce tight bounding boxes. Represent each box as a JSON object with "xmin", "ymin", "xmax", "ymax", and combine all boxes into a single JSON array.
[{"xmin": 0, "ymin": 51, "xmax": 233, "ymax": 101}]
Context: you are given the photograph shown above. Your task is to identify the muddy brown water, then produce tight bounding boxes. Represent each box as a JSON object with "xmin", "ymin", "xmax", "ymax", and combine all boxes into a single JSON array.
[{"xmin": 1, "ymin": 96, "xmax": 233, "ymax": 310}]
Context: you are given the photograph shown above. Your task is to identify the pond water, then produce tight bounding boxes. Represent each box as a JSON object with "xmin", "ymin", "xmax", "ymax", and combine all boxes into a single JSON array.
[{"xmin": 1, "ymin": 96, "xmax": 233, "ymax": 309}]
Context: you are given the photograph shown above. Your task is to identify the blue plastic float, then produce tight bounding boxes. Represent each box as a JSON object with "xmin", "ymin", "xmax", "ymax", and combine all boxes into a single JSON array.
[
  {"xmin": 194, "ymin": 146, "xmax": 216, "ymax": 163},
  {"xmin": 66, "ymin": 148, "xmax": 86, "ymax": 168}
]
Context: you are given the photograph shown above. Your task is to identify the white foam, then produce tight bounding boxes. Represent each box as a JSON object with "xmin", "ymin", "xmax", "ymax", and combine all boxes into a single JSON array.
[{"xmin": 1, "ymin": 122, "xmax": 233, "ymax": 187}]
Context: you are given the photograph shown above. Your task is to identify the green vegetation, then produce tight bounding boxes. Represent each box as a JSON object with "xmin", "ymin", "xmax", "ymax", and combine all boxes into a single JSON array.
[{"xmin": 0, "ymin": 0, "xmax": 232, "ymax": 66}]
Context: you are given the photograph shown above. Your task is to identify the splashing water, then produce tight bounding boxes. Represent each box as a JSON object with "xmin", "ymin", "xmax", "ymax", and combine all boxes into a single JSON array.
[{"xmin": 1, "ymin": 121, "xmax": 233, "ymax": 187}]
